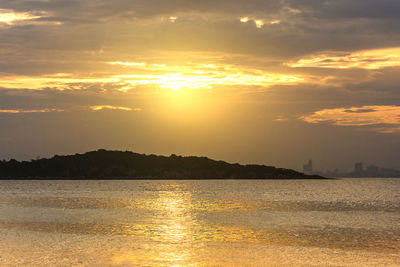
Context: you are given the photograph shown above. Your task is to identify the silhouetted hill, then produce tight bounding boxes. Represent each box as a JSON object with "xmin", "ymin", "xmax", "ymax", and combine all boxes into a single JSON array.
[{"xmin": 0, "ymin": 149, "xmax": 326, "ymax": 179}]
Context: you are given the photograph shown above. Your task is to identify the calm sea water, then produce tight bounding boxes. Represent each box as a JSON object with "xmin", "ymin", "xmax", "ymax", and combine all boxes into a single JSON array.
[{"xmin": 0, "ymin": 179, "xmax": 399, "ymax": 266}]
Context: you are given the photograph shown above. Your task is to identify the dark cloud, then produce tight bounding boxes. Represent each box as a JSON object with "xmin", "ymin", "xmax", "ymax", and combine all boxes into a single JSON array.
[
  {"xmin": 0, "ymin": 0, "xmax": 282, "ymax": 20},
  {"xmin": 0, "ymin": 0, "xmax": 399, "ymax": 70},
  {"xmin": 344, "ymin": 108, "xmax": 376, "ymax": 114},
  {"xmin": 3, "ymin": 0, "xmax": 398, "ymax": 22},
  {"xmin": 286, "ymin": 0, "xmax": 400, "ymax": 20}
]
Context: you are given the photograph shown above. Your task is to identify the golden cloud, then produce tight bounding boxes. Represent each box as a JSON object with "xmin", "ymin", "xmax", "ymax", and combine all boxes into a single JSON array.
[
  {"xmin": 0, "ymin": 60, "xmax": 308, "ymax": 91},
  {"xmin": 0, "ymin": 106, "xmax": 139, "ymax": 114},
  {"xmin": 0, "ymin": 108, "xmax": 64, "ymax": 113},
  {"xmin": 168, "ymin": 16, "xmax": 178, "ymax": 22},
  {"xmin": 0, "ymin": 9, "xmax": 41, "ymax": 24},
  {"xmin": 239, "ymin": 16, "xmax": 280, "ymax": 28},
  {"xmin": 0, "ymin": 53, "xmax": 314, "ymax": 91},
  {"xmin": 275, "ymin": 116, "xmax": 289, "ymax": 122},
  {"xmin": 300, "ymin": 105, "xmax": 400, "ymax": 133},
  {"xmin": 0, "ymin": 9, "xmax": 59, "ymax": 25},
  {"xmin": 239, "ymin": 17, "xmax": 267, "ymax": 28},
  {"xmin": 0, "ymin": 74, "xmax": 120, "ymax": 90},
  {"xmin": 109, "ymin": 61, "xmax": 305, "ymax": 90},
  {"xmin": 90, "ymin": 105, "xmax": 140, "ymax": 111},
  {"xmin": 288, "ymin": 47, "xmax": 400, "ymax": 69}
]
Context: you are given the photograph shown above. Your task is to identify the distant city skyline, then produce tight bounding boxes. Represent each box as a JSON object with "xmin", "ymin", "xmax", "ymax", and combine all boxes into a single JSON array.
[{"xmin": 302, "ymin": 159, "xmax": 400, "ymax": 177}]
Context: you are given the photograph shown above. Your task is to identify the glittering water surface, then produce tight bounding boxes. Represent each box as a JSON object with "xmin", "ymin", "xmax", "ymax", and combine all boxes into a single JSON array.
[{"xmin": 0, "ymin": 179, "xmax": 399, "ymax": 266}]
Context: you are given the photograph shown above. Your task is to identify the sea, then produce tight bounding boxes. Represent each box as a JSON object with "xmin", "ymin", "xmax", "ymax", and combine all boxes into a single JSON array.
[{"xmin": 0, "ymin": 179, "xmax": 399, "ymax": 266}]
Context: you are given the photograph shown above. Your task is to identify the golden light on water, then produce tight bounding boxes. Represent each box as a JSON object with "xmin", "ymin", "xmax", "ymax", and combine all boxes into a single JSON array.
[
  {"xmin": 154, "ymin": 188, "xmax": 194, "ymax": 242},
  {"xmin": 1, "ymin": 182, "xmax": 400, "ymax": 266},
  {"xmin": 113, "ymin": 183, "xmax": 196, "ymax": 266}
]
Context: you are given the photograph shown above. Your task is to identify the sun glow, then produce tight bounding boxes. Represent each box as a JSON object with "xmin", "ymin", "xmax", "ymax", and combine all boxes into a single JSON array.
[
  {"xmin": 111, "ymin": 61, "xmax": 305, "ymax": 91},
  {"xmin": 162, "ymin": 80, "xmax": 186, "ymax": 91},
  {"xmin": 0, "ymin": 60, "xmax": 307, "ymax": 92}
]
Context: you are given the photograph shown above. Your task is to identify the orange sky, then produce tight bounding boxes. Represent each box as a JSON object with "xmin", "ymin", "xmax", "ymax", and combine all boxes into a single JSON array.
[{"xmin": 1, "ymin": 1, "xmax": 400, "ymax": 171}]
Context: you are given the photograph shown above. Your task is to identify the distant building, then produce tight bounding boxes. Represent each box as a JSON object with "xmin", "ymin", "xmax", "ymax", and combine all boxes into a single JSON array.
[
  {"xmin": 303, "ymin": 160, "xmax": 313, "ymax": 173},
  {"xmin": 354, "ymin": 162, "xmax": 363, "ymax": 173},
  {"xmin": 327, "ymin": 162, "xmax": 400, "ymax": 178}
]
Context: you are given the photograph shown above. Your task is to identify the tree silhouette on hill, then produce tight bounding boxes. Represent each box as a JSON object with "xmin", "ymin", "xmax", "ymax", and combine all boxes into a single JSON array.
[{"xmin": 0, "ymin": 149, "xmax": 326, "ymax": 179}]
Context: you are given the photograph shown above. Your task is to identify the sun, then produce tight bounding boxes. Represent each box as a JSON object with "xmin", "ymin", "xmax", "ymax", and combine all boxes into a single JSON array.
[
  {"xmin": 158, "ymin": 75, "xmax": 208, "ymax": 91},
  {"xmin": 162, "ymin": 80, "xmax": 186, "ymax": 91}
]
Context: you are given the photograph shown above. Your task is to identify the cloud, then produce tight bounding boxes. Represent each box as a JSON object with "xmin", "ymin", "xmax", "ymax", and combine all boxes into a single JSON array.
[
  {"xmin": 3, "ymin": 0, "xmax": 398, "ymax": 25},
  {"xmin": 0, "ymin": 60, "xmax": 308, "ymax": 92},
  {"xmin": 239, "ymin": 17, "xmax": 267, "ymax": 28},
  {"xmin": 0, "ymin": 0, "xmax": 283, "ymax": 24},
  {"xmin": 109, "ymin": 62, "xmax": 147, "ymax": 67},
  {"xmin": 0, "ymin": 8, "xmax": 42, "ymax": 24},
  {"xmin": 109, "ymin": 60, "xmax": 307, "ymax": 90},
  {"xmin": 1, "ymin": 0, "xmax": 399, "ymax": 63},
  {"xmin": 0, "ymin": 74, "xmax": 120, "ymax": 90},
  {"xmin": 90, "ymin": 105, "xmax": 140, "ymax": 111},
  {"xmin": 275, "ymin": 116, "xmax": 289, "ymax": 122},
  {"xmin": 0, "ymin": 8, "xmax": 61, "ymax": 27},
  {"xmin": 0, "ymin": 106, "xmax": 139, "ymax": 114},
  {"xmin": 0, "ymin": 108, "xmax": 64, "ymax": 113},
  {"xmin": 288, "ymin": 47, "xmax": 400, "ymax": 69},
  {"xmin": 300, "ymin": 105, "xmax": 400, "ymax": 133},
  {"xmin": 287, "ymin": 0, "xmax": 400, "ymax": 20},
  {"xmin": 343, "ymin": 108, "xmax": 376, "ymax": 113},
  {"xmin": 239, "ymin": 16, "xmax": 281, "ymax": 28}
]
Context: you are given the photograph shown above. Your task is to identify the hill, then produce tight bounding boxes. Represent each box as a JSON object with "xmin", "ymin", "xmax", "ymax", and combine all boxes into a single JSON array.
[{"xmin": 0, "ymin": 149, "xmax": 326, "ymax": 179}]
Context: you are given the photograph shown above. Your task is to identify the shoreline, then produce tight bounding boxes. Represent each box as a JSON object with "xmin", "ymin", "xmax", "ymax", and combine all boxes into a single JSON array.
[{"xmin": 0, "ymin": 176, "xmax": 331, "ymax": 180}]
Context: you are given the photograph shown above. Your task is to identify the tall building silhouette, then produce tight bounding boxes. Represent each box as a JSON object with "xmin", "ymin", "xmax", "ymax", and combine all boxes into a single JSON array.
[
  {"xmin": 354, "ymin": 162, "xmax": 363, "ymax": 173},
  {"xmin": 303, "ymin": 160, "xmax": 313, "ymax": 173}
]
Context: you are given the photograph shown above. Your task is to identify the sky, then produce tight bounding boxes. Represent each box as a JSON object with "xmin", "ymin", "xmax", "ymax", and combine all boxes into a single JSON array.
[{"xmin": 1, "ymin": 0, "xmax": 400, "ymax": 172}]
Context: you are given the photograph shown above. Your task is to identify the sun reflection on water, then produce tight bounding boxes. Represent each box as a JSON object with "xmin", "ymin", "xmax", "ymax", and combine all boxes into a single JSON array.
[
  {"xmin": 113, "ymin": 183, "xmax": 198, "ymax": 266},
  {"xmin": 1, "ymin": 181, "xmax": 400, "ymax": 266}
]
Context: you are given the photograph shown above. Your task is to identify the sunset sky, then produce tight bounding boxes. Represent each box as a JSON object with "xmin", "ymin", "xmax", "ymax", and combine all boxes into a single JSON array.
[{"xmin": 1, "ymin": 0, "xmax": 400, "ymax": 171}]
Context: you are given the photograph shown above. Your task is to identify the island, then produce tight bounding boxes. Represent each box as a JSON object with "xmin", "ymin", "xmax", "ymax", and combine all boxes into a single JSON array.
[{"xmin": 0, "ymin": 149, "xmax": 326, "ymax": 179}]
